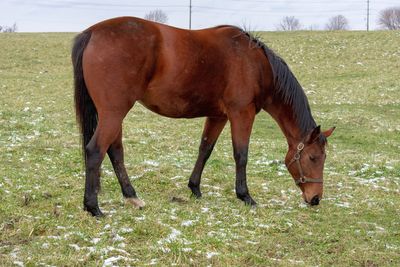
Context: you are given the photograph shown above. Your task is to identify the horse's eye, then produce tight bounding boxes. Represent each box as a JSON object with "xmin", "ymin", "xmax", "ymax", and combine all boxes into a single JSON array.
[{"xmin": 309, "ymin": 155, "xmax": 316, "ymax": 161}]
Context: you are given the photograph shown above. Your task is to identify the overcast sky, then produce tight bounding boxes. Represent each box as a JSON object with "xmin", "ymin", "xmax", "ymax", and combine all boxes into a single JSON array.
[{"xmin": 1, "ymin": 0, "xmax": 399, "ymax": 32}]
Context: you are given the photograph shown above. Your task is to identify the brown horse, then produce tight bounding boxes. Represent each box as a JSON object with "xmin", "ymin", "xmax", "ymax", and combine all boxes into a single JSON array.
[{"xmin": 72, "ymin": 17, "xmax": 335, "ymax": 217}]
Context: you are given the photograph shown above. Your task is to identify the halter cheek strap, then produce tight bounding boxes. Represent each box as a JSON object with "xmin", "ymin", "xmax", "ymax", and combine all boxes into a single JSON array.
[{"xmin": 287, "ymin": 142, "xmax": 323, "ymax": 186}]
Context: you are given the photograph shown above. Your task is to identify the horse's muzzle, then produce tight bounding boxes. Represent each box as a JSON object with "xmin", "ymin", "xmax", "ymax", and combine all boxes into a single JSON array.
[{"xmin": 310, "ymin": 195, "xmax": 320, "ymax": 206}]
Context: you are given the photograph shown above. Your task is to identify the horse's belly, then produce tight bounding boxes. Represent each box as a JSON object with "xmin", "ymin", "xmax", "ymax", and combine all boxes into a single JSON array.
[{"xmin": 138, "ymin": 95, "xmax": 224, "ymax": 119}]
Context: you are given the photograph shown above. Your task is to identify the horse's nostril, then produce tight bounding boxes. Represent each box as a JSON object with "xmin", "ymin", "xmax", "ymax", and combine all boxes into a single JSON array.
[{"xmin": 310, "ymin": 195, "xmax": 320, "ymax": 206}]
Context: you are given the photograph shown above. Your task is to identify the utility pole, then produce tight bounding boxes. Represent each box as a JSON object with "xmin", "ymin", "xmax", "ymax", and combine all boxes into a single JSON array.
[
  {"xmin": 367, "ymin": 0, "xmax": 370, "ymax": 31},
  {"xmin": 189, "ymin": 0, "xmax": 192, "ymax": 29}
]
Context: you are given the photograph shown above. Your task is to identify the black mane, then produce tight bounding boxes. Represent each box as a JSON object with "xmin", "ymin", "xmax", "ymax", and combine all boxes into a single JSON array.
[{"xmin": 238, "ymin": 28, "xmax": 317, "ymax": 136}]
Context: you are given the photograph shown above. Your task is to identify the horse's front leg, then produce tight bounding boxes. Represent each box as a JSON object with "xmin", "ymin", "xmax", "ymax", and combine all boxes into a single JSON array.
[
  {"xmin": 188, "ymin": 117, "xmax": 227, "ymax": 198},
  {"xmin": 228, "ymin": 106, "xmax": 257, "ymax": 206}
]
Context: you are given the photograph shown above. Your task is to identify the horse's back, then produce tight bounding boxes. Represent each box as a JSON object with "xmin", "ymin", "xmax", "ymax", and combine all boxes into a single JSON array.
[{"xmin": 81, "ymin": 17, "xmax": 269, "ymax": 118}]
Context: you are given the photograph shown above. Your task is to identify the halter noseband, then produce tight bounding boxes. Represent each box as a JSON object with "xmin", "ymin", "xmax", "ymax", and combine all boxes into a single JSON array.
[{"xmin": 287, "ymin": 142, "xmax": 323, "ymax": 186}]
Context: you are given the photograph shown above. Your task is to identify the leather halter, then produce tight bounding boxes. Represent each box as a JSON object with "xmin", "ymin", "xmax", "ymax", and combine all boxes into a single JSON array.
[{"xmin": 286, "ymin": 142, "xmax": 323, "ymax": 186}]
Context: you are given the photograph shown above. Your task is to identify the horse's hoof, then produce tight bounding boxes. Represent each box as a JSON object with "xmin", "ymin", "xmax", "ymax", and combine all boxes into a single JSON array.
[
  {"xmin": 245, "ymin": 198, "xmax": 257, "ymax": 207},
  {"xmin": 190, "ymin": 191, "xmax": 202, "ymax": 199},
  {"xmin": 188, "ymin": 184, "xmax": 202, "ymax": 198},
  {"xmin": 126, "ymin": 198, "xmax": 146, "ymax": 209},
  {"xmin": 84, "ymin": 206, "xmax": 104, "ymax": 217},
  {"xmin": 237, "ymin": 194, "xmax": 257, "ymax": 207}
]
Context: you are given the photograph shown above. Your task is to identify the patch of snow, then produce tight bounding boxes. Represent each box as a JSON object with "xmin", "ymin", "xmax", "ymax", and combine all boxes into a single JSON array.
[
  {"xmin": 257, "ymin": 224, "xmax": 271, "ymax": 229},
  {"xmin": 149, "ymin": 258, "xmax": 158, "ymax": 265},
  {"xmin": 206, "ymin": 252, "xmax": 219, "ymax": 259},
  {"xmin": 102, "ymin": 256, "xmax": 125, "ymax": 267},
  {"xmin": 164, "ymin": 228, "xmax": 181, "ymax": 244},
  {"xmin": 134, "ymin": 216, "xmax": 146, "ymax": 221},
  {"xmin": 120, "ymin": 227, "xmax": 133, "ymax": 233},
  {"xmin": 91, "ymin": 238, "xmax": 101, "ymax": 244},
  {"xmin": 335, "ymin": 202, "xmax": 350, "ymax": 208},
  {"xmin": 201, "ymin": 207, "xmax": 209, "ymax": 213},
  {"xmin": 69, "ymin": 244, "xmax": 81, "ymax": 251},
  {"xmin": 181, "ymin": 220, "xmax": 195, "ymax": 227},
  {"xmin": 112, "ymin": 234, "xmax": 125, "ymax": 242},
  {"xmin": 385, "ymin": 244, "xmax": 399, "ymax": 250},
  {"xmin": 206, "ymin": 191, "xmax": 221, "ymax": 197},
  {"xmin": 143, "ymin": 160, "xmax": 159, "ymax": 167}
]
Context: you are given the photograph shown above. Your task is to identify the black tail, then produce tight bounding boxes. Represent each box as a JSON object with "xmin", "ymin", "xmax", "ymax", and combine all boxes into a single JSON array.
[{"xmin": 72, "ymin": 31, "xmax": 96, "ymax": 162}]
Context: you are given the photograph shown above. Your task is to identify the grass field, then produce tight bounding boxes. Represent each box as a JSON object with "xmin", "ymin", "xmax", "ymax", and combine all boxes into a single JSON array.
[{"xmin": 0, "ymin": 30, "xmax": 399, "ymax": 266}]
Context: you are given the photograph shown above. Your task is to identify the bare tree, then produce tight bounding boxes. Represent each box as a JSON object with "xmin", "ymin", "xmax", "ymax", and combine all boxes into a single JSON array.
[
  {"xmin": 144, "ymin": 9, "xmax": 168, "ymax": 24},
  {"xmin": 0, "ymin": 23, "xmax": 17, "ymax": 32},
  {"xmin": 277, "ymin": 16, "xmax": 301, "ymax": 31},
  {"xmin": 325, "ymin": 15, "xmax": 349, "ymax": 30},
  {"xmin": 378, "ymin": 7, "xmax": 400, "ymax": 30}
]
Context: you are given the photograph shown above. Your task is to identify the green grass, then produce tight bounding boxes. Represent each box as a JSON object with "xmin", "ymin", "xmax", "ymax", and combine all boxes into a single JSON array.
[{"xmin": 0, "ymin": 30, "xmax": 399, "ymax": 266}]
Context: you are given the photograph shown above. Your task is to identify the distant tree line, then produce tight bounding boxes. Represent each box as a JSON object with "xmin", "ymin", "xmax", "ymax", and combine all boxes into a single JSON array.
[
  {"xmin": 144, "ymin": 7, "xmax": 399, "ymax": 31},
  {"xmin": 0, "ymin": 23, "xmax": 17, "ymax": 32},
  {"xmin": 277, "ymin": 6, "xmax": 400, "ymax": 31},
  {"xmin": 276, "ymin": 14, "xmax": 349, "ymax": 31}
]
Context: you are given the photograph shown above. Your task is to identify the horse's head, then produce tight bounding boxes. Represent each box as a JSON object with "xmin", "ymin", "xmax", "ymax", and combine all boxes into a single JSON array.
[{"xmin": 285, "ymin": 126, "xmax": 335, "ymax": 205}]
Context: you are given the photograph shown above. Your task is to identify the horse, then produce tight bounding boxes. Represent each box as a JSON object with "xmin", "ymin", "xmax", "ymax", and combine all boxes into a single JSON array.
[{"xmin": 72, "ymin": 16, "xmax": 335, "ymax": 217}]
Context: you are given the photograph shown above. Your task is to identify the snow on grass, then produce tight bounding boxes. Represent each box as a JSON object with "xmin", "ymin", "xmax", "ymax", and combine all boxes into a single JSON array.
[
  {"xmin": 143, "ymin": 160, "xmax": 160, "ymax": 167},
  {"xmin": 148, "ymin": 258, "xmax": 158, "ymax": 265},
  {"xmin": 119, "ymin": 227, "xmax": 134, "ymax": 233},
  {"xmin": 102, "ymin": 255, "xmax": 137, "ymax": 267},
  {"xmin": 13, "ymin": 261, "xmax": 24, "ymax": 267},
  {"xmin": 158, "ymin": 228, "xmax": 182, "ymax": 245},
  {"xmin": 201, "ymin": 207, "xmax": 209, "ymax": 213},
  {"xmin": 69, "ymin": 244, "xmax": 81, "ymax": 251},
  {"xmin": 206, "ymin": 251, "xmax": 219, "ymax": 259},
  {"xmin": 335, "ymin": 202, "xmax": 351, "ymax": 208},
  {"xmin": 91, "ymin": 238, "xmax": 101, "ymax": 245},
  {"xmin": 112, "ymin": 233, "xmax": 125, "ymax": 242},
  {"xmin": 181, "ymin": 220, "xmax": 196, "ymax": 227}
]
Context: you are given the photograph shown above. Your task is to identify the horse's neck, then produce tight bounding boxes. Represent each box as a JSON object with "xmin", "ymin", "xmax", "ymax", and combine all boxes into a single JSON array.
[{"xmin": 265, "ymin": 97, "xmax": 314, "ymax": 147}]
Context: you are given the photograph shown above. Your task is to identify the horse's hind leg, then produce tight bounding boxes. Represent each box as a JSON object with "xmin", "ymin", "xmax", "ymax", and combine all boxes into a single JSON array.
[
  {"xmin": 107, "ymin": 129, "xmax": 145, "ymax": 209},
  {"xmin": 84, "ymin": 113, "xmax": 124, "ymax": 216},
  {"xmin": 228, "ymin": 106, "xmax": 257, "ymax": 206},
  {"xmin": 188, "ymin": 117, "xmax": 227, "ymax": 198}
]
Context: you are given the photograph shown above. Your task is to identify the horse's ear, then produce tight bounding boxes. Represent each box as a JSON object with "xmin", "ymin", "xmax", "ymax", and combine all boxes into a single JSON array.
[
  {"xmin": 307, "ymin": 125, "xmax": 321, "ymax": 144},
  {"xmin": 322, "ymin": 127, "xmax": 336, "ymax": 138}
]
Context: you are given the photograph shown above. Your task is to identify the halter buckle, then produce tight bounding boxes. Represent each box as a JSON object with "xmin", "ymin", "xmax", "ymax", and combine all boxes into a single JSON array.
[
  {"xmin": 297, "ymin": 142, "xmax": 304, "ymax": 151},
  {"xmin": 299, "ymin": 177, "xmax": 306, "ymax": 184}
]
